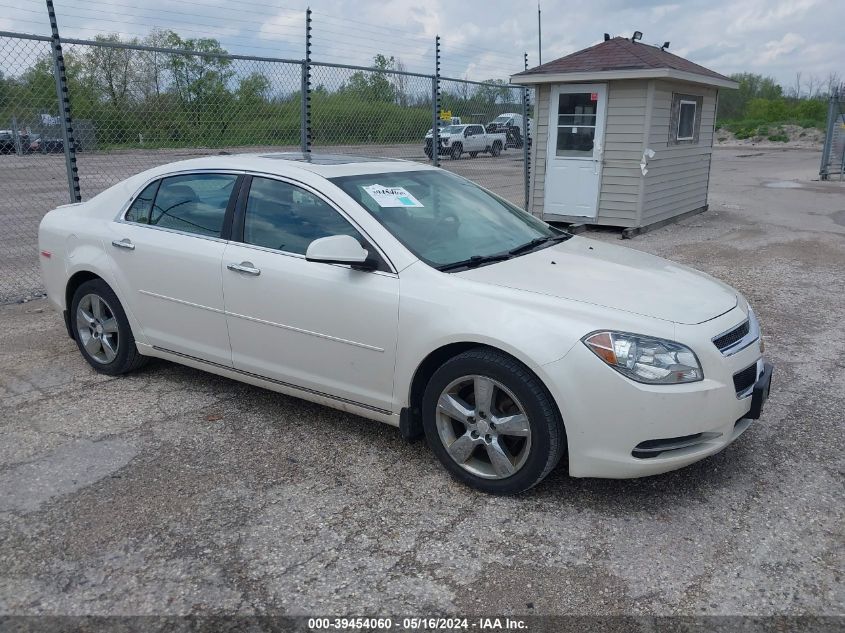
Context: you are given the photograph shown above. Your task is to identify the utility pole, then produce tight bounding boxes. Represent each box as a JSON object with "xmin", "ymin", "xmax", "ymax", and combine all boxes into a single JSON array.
[{"xmin": 537, "ymin": 2, "xmax": 542, "ymax": 66}]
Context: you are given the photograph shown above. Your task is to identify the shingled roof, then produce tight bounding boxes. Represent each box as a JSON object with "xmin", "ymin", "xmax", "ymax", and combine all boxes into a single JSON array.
[{"xmin": 512, "ymin": 37, "xmax": 736, "ymax": 87}]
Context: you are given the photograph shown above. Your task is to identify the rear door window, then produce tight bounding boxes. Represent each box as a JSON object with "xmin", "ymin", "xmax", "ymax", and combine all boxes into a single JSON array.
[
  {"xmin": 124, "ymin": 181, "xmax": 159, "ymax": 224},
  {"xmin": 150, "ymin": 174, "xmax": 238, "ymax": 238}
]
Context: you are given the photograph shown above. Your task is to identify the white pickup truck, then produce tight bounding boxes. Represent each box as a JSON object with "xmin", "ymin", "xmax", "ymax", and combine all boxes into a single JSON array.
[{"xmin": 424, "ymin": 124, "xmax": 507, "ymax": 160}]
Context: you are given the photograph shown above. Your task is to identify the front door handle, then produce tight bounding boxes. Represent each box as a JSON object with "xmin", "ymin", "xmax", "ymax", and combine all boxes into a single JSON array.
[
  {"xmin": 111, "ymin": 238, "xmax": 135, "ymax": 250},
  {"xmin": 227, "ymin": 262, "xmax": 261, "ymax": 276}
]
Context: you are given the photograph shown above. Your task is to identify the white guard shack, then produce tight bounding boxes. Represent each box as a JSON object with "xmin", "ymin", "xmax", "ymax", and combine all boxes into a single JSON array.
[{"xmin": 511, "ymin": 36, "xmax": 738, "ymax": 232}]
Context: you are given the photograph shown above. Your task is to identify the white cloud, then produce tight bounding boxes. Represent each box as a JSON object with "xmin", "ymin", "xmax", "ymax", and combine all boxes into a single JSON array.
[
  {"xmin": 257, "ymin": 11, "xmax": 302, "ymax": 42},
  {"xmin": 758, "ymin": 33, "xmax": 805, "ymax": 64}
]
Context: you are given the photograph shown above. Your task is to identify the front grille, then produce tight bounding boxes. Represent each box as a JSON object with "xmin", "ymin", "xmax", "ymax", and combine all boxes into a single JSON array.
[
  {"xmin": 733, "ymin": 363, "xmax": 758, "ymax": 396},
  {"xmin": 714, "ymin": 319, "xmax": 750, "ymax": 352}
]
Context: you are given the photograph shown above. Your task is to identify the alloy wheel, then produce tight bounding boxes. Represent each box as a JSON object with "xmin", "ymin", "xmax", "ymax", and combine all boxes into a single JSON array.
[
  {"xmin": 435, "ymin": 375, "xmax": 532, "ymax": 479},
  {"xmin": 75, "ymin": 293, "xmax": 120, "ymax": 364}
]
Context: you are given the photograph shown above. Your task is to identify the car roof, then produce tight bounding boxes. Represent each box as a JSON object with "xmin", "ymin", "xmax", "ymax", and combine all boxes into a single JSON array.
[{"xmin": 142, "ymin": 152, "xmax": 436, "ymax": 179}]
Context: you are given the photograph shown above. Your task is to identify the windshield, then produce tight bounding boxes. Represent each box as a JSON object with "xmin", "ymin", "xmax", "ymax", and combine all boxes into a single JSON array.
[
  {"xmin": 440, "ymin": 125, "xmax": 465, "ymax": 135},
  {"xmin": 492, "ymin": 115, "xmax": 512, "ymax": 124},
  {"xmin": 330, "ymin": 170, "xmax": 559, "ymax": 270}
]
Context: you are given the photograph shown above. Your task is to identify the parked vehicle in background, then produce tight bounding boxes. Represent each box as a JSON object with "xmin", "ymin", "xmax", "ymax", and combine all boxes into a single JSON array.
[
  {"xmin": 38, "ymin": 152, "xmax": 773, "ymax": 494},
  {"xmin": 487, "ymin": 113, "xmax": 533, "ymax": 149},
  {"xmin": 34, "ymin": 135, "xmax": 64, "ymax": 153},
  {"xmin": 0, "ymin": 130, "xmax": 56, "ymax": 154},
  {"xmin": 28, "ymin": 134, "xmax": 41, "ymax": 153},
  {"xmin": 0, "ymin": 130, "xmax": 14, "ymax": 154},
  {"xmin": 426, "ymin": 117, "xmax": 462, "ymax": 137},
  {"xmin": 425, "ymin": 124, "xmax": 506, "ymax": 160}
]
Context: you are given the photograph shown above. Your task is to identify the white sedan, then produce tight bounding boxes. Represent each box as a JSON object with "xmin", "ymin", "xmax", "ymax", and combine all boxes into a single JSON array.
[{"xmin": 39, "ymin": 153, "xmax": 772, "ymax": 494}]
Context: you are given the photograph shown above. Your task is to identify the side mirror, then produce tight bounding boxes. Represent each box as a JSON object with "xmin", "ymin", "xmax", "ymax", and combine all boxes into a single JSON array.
[{"xmin": 305, "ymin": 235, "xmax": 377, "ymax": 270}]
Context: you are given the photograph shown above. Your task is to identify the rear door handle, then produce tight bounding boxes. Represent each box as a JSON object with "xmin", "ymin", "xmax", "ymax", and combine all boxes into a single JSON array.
[
  {"xmin": 227, "ymin": 262, "xmax": 261, "ymax": 276},
  {"xmin": 111, "ymin": 238, "xmax": 135, "ymax": 250}
]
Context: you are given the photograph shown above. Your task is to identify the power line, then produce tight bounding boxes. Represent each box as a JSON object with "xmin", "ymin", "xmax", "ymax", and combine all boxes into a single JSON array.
[{"xmin": 61, "ymin": 0, "xmax": 303, "ymax": 36}]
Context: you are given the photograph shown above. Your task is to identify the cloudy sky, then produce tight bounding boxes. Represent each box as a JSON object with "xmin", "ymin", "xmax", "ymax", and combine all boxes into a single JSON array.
[{"xmin": 4, "ymin": 0, "xmax": 843, "ymax": 90}]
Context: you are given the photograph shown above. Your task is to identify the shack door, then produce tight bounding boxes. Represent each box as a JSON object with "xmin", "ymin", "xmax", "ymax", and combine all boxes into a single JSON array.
[{"xmin": 544, "ymin": 84, "xmax": 607, "ymax": 218}]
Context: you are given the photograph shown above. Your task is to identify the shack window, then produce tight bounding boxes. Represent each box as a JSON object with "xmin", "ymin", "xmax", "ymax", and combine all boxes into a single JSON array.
[
  {"xmin": 554, "ymin": 92, "xmax": 597, "ymax": 156},
  {"xmin": 669, "ymin": 93, "xmax": 703, "ymax": 145},
  {"xmin": 677, "ymin": 101, "xmax": 696, "ymax": 140}
]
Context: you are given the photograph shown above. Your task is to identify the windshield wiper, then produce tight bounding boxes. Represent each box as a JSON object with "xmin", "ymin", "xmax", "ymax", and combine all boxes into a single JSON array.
[
  {"xmin": 508, "ymin": 232, "xmax": 572, "ymax": 256},
  {"xmin": 437, "ymin": 253, "xmax": 512, "ymax": 272}
]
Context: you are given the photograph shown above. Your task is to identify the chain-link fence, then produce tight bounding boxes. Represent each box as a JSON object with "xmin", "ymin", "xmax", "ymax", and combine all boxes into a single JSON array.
[
  {"xmin": 0, "ymin": 33, "xmax": 70, "ymax": 303},
  {"xmin": 0, "ymin": 31, "xmax": 531, "ymax": 303},
  {"xmin": 310, "ymin": 62, "xmax": 435, "ymax": 159},
  {"xmin": 820, "ymin": 89, "xmax": 845, "ymax": 181},
  {"xmin": 436, "ymin": 77, "xmax": 531, "ymax": 207}
]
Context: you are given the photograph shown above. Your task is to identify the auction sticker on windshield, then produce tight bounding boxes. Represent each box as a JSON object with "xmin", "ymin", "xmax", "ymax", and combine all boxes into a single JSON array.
[{"xmin": 363, "ymin": 184, "xmax": 424, "ymax": 208}]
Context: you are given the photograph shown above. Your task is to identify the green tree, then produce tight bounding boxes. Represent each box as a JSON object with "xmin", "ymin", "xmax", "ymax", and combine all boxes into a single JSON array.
[
  {"xmin": 474, "ymin": 79, "xmax": 511, "ymax": 106},
  {"xmin": 341, "ymin": 54, "xmax": 397, "ymax": 103},
  {"xmin": 237, "ymin": 73, "xmax": 271, "ymax": 105},
  {"xmin": 160, "ymin": 30, "xmax": 233, "ymax": 122},
  {"xmin": 717, "ymin": 72, "xmax": 782, "ymax": 121},
  {"xmin": 85, "ymin": 34, "xmax": 139, "ymax": 106}
]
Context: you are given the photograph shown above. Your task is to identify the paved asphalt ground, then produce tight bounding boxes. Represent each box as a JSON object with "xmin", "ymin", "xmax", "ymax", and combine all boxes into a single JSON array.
[{"xmin": 0, "ymin": 148, "xmax": 843, "ymax": 619}]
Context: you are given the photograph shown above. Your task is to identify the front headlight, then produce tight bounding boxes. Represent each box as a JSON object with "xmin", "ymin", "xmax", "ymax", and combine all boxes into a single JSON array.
[{"xmin": 582, "ymin": 331, "xmax": 703, "ymax": 384}]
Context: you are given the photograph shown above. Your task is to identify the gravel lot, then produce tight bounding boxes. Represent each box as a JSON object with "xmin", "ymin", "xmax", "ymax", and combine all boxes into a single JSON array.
[{"xmin": 0, "ymin": 148, "xmax": 843, "ymax": 620}]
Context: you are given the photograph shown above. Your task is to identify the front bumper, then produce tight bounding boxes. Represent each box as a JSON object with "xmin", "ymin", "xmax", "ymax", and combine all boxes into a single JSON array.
[
  {"xmin": 540, "ymin": 308, "xmax": 771, "ymax": 478},
  {"xmin": 424, "ymin": 138, "xmax": 456, "ymax": 156}
]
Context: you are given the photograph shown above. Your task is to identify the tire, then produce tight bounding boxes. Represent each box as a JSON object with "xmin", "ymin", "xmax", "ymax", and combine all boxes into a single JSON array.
[
  {"xmin": 450, "ymin": 143, "xmax": 462, "ymax": 160},
  {"xmin": 491, "ymin": 141, "xmax": 502, "ymax": 157},
  {"xmin": 70, "ymin": 279, "xmax": 148, "ymax": 375},
  {"xmin": 422, "ymin": 347, "xmax": 565, "ymax": 494},
  {"xmin": 424, "ymin": 147, "xmax": 432, "ymax": 160},
  {"xmin": 469, "ymin": 151, "xmax": 478, "ymax": 158}
]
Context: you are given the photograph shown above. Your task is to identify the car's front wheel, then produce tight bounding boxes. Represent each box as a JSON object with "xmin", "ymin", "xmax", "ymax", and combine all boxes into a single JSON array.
[
  {"xmin": 422, "ymin": 348, "xmax": 565, "ymax": 494},
  {"xmin": 71, "ymin": 279, "xmax": 148, "ymax": 375},
  {"xmin": 450, "ymin": 143, "xmax": 463, "ymax": 160}
]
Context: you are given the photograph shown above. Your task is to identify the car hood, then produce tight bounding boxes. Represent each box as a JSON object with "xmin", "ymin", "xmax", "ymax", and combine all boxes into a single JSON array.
[{"xmin": 455, "ymin": 236, "xmax": 738, "ymax": 325}]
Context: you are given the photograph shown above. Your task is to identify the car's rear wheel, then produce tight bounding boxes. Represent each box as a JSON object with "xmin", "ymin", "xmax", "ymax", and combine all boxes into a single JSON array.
[
  {"xmin": 491, "ymin": 141, "xmax": 502, "ymax": 157},
  {"xmin": 422, "ymin": 348, "xmax": 565, "ymax": 494},
  {"xmin": 469, "ymin": 151, "xmax": 478, "ymax": 158},
  {"xmin": 71, "ymin": 279, "xmax": 148, "ymax": 375}
]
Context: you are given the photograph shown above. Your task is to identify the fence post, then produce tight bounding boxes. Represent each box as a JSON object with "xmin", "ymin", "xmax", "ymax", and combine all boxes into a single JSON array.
[
  {"xmin": 522, "ymin": 87, "xmax": 531, "ymax": 211},
  {"xmin": 46, "ymin": 0, "xmax": 81, "ymax": 203},
  {"xmin": 819, "ymin": 89, "xmax": 838, "ymax": 181},
  {"xmin": 522, "ymin": 53, "xmax": 531, "ymax": 213},
  {"xmin": 431, "ymin": 35, "xmax": 440, "ymax": 168},
  {"xmin": 11, "ymin": 116, "xmax": 22, "ymax": 155},
  {"xmin": 300, "ymin": 7, "xmax": 312, "ymax": 154}
]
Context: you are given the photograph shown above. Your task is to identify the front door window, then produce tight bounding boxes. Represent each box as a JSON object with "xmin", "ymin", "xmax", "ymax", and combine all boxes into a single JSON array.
[{"xmin": 555, "ymin": 92, "xmax": 597, "ymax": 156}]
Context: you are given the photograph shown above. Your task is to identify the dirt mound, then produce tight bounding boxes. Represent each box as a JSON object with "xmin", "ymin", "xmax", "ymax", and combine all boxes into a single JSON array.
[{"xmin": 715, "ymin": 124, "xmax": 824, "ymax": 149}]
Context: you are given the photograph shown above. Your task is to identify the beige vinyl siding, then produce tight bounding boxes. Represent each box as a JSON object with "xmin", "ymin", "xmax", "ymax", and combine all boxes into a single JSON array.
[
  {"xmin": 642, "ymin": 80, "xmax": 717, "ymax": 222},
  {"xmin": 595, "ymin": 80, "xmax": 649, "ymax": 226},
  {"xmin": 528, "ymin": 84, "xmax": 549, "ymax": 216}
]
